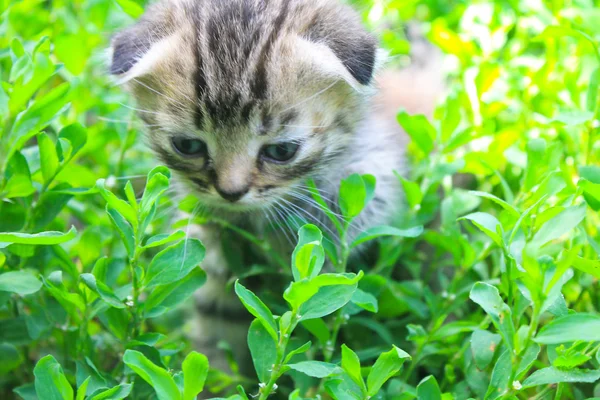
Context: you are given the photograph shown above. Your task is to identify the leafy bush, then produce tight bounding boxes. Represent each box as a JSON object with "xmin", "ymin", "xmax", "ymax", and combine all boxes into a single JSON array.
[{"xmin": 1, "ymin": 0, "xmax": 600, "ymax": 399}]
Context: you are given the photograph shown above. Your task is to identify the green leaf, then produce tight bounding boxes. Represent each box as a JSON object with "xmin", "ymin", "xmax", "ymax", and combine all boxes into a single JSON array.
[
  {"xmin": 248, "ymin": 319, "xmax": 277, "ymax": 383},
  {"xmin": 367, "ymin": 346, "xmax": 411, "ymax": 397},
  {"xmin": 145, "ymin": 239, "xmax": 205, "ymax": 288},
  {"xmin": 143, "ymin": 231, "xmax": 186, "ymax": 249},
  {"xmin": 3, "ymin": 151, "xmax": 35, "ymax": 199},
  {"xmin": 417, "ymin": 376, "xmax": 442, "ymax": 400},
  {"xmin": 182, "ymin": 352, "xmax": 209, "ymax": 400},
  {"xmin": 325, "ymin": 371, "xmax": 363, "ymax": 400},
  {"xmin": 106, "ymin": 206, "xmax": 135, "ymax": 259},
  {"xmin": 144, "ymin": 268, "xmax": 206, "ymax": 318},
  {"xmin": 301, "ymin": 319, "xmax": 330, "ymax": 344},
  {"xmin": 0, "ymin": 227, "xmax": 77, "ymax": 245},
  {"xmin": 80, "ymin": 273, "xmax": 125, "ymax": 309},
  {"xmin": 0, "ymin": 343, "xmax": 23, "ymax": 375},
  {"xmin": 38, "ymin": 133, "xmax": 59, "ymax": 184},
  {"xmin": 284, "ymin": 272, "xmax": 363, "ymax": 320},
  {"xmin": 339, "ymin": 174, "xmax": 368, "ymax": 220},
  {"xmin": 88, "ymin": 384, "xmax": 132, "ymax": 400},
  {"xmin": 287, "ymin": 361, "xmax": 339, "ymax": 378},
  {"xmin": 468, "ymin": 191, "xmax": 519, "ymax": 217},
  {"xmin": 350, "ymin": 289, "xmax": 378, "ymax": 313},
  {"xmin": 0, "ymin": 271, "xmax": 42, "ymax": 295},
  {"xmin": 554, "ymin": 352, "xmax": 591, "ymax": 369},
  {"xmin": 34, "ymin": 355, "xmax": 74, "ymax": 400},
  {"xmin": 471, "ymin": 330, "xmax": 501, "ymax": 370},
  {"xmin": 57, "ymin": 123, "xmax": 87, "ymax": 161},
  {"xmin": 75, "ymin": 377, "xmax": 90, "ymax": 400},
  {"xmin": 352, "ymin": 225, "xmax": 423, "ymax": 248},
  {"xmin": 140, "ymin": 167, "xmax": 170, "ymax": 218},
  {"xmin": 397, "ymin": 111, "xmax": 436, "ymax": 154},
  {"xmin": 123, "ymin": 350, "xmax": 181, "ymax": 400},
  {"xmin": 516, "ymin": 344, "xmax": 541, "ymax": 379},
  {"xmin": 535, "ymin": 314, "xmax": 600, "ymax": 344},
  {"xmin": 10, "ymin": 83, "xmax": 71, "ymax": 157},
  {"xmin": 115, "ymin": 0, "xmax": 144, "ymax": 17},
  {"xmin": 96, "ymin": 179, "xmax": 138, "ymax": 229},
  {"xmin": 580, "ymin": 166, "xmax": 600, "ymax": 183},
  {"xmin": 292, "ymin": 224, "xmax": 325, "ymax": 281},
  {"xmin": 235, "ymin": 281, "xmax": 278, "ymax": 341},
  {"xmin": 532, "ymin": 204, "xmax": 586, "ymax": 247},
  {"xmin": 522, "ymin": 367, "xmax": 600, "ymax": 388},
  {"xmin": 571, "ymin": 256, "xmax": 600, "ymax": 279},
  {"xmin": 459, "ymin": 213, "xmax": 504, "ymax": 247},
  {"xmin": 580, "ymin": 179, "xmax": 600, "ymax": 211},
  {"xmin": 470, "ymin": 283, "xmax": 515, "ymax": 352},
  {"xmin": 341, "ymin": 345, "xmax": 366, "ymax": 395},
  {"xmin": 284, "ymin": 341, "xmax": 312, "ymax": 364},
  {"xmin": 485, "ymin": 350, "xmax": 512, "ymax": 400},
  {"xmin": 396, "ymin": 174, "xmax": 423, "ymax": 209}
]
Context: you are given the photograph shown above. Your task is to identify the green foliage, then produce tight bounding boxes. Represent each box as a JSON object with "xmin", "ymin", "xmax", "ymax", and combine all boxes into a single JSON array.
[{"xmin": 1, "ymin": 0, "xmax": 600, "ymax": 399}]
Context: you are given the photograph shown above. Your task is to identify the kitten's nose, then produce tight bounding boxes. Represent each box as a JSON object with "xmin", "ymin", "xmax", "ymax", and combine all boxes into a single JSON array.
[{"xmin": 216, "ymin": 187, "xmax": 249, "ymax": 203}]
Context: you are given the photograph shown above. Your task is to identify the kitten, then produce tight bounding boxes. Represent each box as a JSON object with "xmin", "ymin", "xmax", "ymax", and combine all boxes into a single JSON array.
[{"xmin": 110, "ymin": 0, "xmax": 440, "ymax": 374}]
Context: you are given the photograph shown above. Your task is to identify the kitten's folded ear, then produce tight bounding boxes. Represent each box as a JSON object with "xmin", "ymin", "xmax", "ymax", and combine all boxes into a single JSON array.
[
  {"xmin": 296, "ymin": 6, "xmax": 383, "ymax": 90},
  {"xmin": 108, "ymin": 2, "xmax": 178, "ymax": 84}
]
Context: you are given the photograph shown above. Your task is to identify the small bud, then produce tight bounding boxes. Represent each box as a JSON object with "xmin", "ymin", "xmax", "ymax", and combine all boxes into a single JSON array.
[
  {"xmin": 106, "ymin": 176, "xmax": 117, "ymax": 188},
  {"xmin": 259, "ymin": 383, "xmax": 266, "ymax": 389},
  {"xmin": 512, "ymin": 381, "xmax": 522, "ymax": 390}
]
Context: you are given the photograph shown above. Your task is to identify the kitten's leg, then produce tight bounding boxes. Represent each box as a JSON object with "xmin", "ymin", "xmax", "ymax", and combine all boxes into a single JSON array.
[{"xmin": 186, "ymin": 224, "xmax": 252, "ymax": 376}]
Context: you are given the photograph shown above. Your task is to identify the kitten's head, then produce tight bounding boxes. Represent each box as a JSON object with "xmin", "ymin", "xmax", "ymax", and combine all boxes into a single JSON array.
[{"xmin": 110, "ymin": 0, "xmax": 380, "ymax": 212}]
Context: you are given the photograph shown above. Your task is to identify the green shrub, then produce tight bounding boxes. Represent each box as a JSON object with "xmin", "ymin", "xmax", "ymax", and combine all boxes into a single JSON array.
[{"xmin": 1, "ymin": 0, "xmax": 599, "ymax": 399}]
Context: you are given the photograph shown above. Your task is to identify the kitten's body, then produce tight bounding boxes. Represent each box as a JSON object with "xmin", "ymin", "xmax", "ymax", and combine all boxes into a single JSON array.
[{"xmin": 110, "ymin": 0, "xmax": 440, "ymax": 376}]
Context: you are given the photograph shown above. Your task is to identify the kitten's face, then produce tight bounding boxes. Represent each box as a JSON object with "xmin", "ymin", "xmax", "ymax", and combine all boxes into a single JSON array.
[{"xmin": 111, "ymin": 0, "xmax": 378, "ymax": 212}]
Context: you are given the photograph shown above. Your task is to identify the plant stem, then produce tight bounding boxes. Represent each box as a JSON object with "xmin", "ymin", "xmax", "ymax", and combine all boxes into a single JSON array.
[
  {"xmin": 128, "ymin": 245, "xmax": 142, "ymax": 339},
  {"xmin": 258, "ymin": 314, "xmax": 298, "ymax": 400}
]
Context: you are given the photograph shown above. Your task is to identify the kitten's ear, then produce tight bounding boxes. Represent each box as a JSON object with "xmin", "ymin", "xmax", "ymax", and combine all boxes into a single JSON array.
[
  {"xmin": 108, "ymin": 2, "xmax": 177, "ymax": 84},
  {"xmin": 294, "ymin": 37, "xmax": 385, "ymax": 91},
  {"xmin": 109, "ymin": 33, "xmax": 178, "ymax": 84},
  {"xmin": 298, "ymin": 7, "xmax": 382, "ymax": 89}
]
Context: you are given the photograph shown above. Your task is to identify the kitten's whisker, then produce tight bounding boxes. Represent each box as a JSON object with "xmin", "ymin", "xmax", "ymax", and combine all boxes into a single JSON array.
[
  {"xmin": 294, "ymin": 183, "xmax": 336, "ymax": 199},
  {"xmin": 274, "ymin": 199, "xmax": 304, "ymax": 239},
  {"xmin": 270, "ymin": 202, "xmax": 295, "ymax": 247},
  {"xmin": 132, "ymin": 77, "xmax": 195, "ymax": 105},
  {"xmin": 278, "ymin": 196, "xmax": 339, "ymax": 241},
  {"xmin": 289, "ymin": 191, "xmax": 346, "ymax": 220},
  {"xmin": 293, "ymin": 185, "xmax": 337, "ymax": 205},
  {"xmin": 118, "ymin": 102, "xmax": 169, "ymax": 117}
]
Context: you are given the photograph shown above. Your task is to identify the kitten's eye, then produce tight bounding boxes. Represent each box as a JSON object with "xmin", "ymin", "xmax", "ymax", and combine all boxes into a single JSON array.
[
  {"xmin": 172, "ymin": 137, "xmax": 207, "ymax": 157},
  {"xmin": 261, "ymin": 142, "xmax": 300, "ymax": 163}
]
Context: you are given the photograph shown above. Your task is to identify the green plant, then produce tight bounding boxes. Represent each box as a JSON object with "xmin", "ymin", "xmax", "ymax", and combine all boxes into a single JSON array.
[{"xmin": 1, "ymin": 0, "xmax": 600, "ymax": 399}]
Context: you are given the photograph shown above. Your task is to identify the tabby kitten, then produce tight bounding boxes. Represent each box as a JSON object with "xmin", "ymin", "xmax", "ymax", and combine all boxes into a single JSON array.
[{"xmin": 110, "ymin": 0, "xmax": 436, "ymax": 372}]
